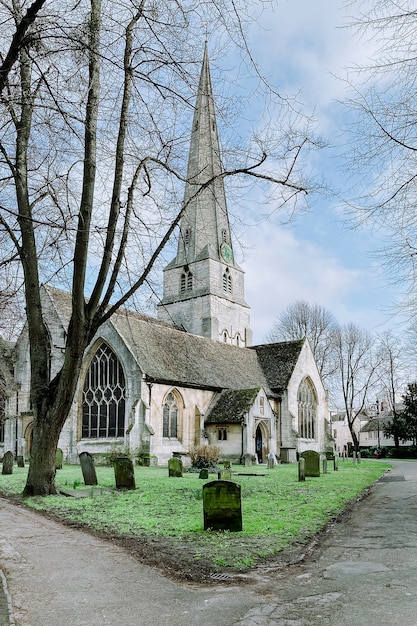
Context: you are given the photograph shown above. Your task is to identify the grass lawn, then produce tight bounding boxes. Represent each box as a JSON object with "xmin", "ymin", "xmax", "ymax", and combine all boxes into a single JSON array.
[{"xmin": 0, "ymin": 459, "xmax": 390, "ymax": 577}]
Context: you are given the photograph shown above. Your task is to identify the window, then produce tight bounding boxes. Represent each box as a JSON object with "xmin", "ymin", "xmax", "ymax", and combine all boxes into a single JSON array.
[
  {"xmin": 222, "ymin": 268, "xmax": 232, "ymax": 293},
  {"xmin": 259, "ymin": 396, "xmax": 264, "ymax": 415},
  {"xmin": 82, "ymin": 344, "xmax": 126, "ymax": 438},
  {"xmin": 184, "ymin": 228, "xmax": 191, "ymax": 245},
  {"xmin": 298, "ymin": 378, "xmax": 317, "ymax": 440},
  {"xmin": 180, "ymin": 269, "xmax": 193, "ymax": 293},
  {"xmin": 221, "ymin": 229, "xmax": 227, "ymax": 243},
  {"xmin": 218, "ymin": 428, "xmax": 228, "ymax": 441},
  {"xmin": 163, "ymin": 392, "xmax": 178, "ymax": 437}
]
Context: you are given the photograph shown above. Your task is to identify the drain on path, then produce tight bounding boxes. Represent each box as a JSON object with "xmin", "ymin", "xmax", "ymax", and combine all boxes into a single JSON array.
[
  {"xmin": 379, "ymin": 475, "xmax": 405, "ymax": 482},
  {"xmin": 210, "ymin": 573, "xmax": 232, "ymax": 581}
]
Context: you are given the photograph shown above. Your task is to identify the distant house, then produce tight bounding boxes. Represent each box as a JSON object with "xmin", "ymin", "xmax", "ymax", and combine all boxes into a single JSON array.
[{"xmin": 0, "ymin": 45, "xmax": 330, "ymax": 466}]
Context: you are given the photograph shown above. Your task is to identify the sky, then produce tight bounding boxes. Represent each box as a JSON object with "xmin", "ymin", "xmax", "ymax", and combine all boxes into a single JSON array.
[{"xmin": 222, "ymin": 0, "xmax": 400, "ymax": 344}]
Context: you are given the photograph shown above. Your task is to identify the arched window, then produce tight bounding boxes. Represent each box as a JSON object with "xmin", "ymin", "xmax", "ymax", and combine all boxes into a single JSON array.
[
  {"xmin": 163, "ymin": 392, "xmax": 178, "ymax": 438},
  {"xmin": 298, "ymin": 378, "xmax": 317, "ymax": 440},
  {"xmin": 222, "ymin": 268, "xmax": 232, "ymax": 293},
  {"xmin": 82, "ymin": 344, "xmax": 126, "ymax": 438},
  {"xmin": 180, "ymin": 269, "xmax": 193, "ymax": 293}
]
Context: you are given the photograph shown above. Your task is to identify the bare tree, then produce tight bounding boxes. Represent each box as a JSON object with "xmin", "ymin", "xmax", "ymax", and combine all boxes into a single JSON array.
[
  {"xmin": 0, "ymin": 0, "xmax": 319, "ymax": 495},
  {"xmin": 267, "ymin": 299, "xmax": 338, "ymax": 381},
  {"xmin": 332, "ymin": 323, "xmax": 384, "ymax": 451},
  {"xmin": 377, "ymin": 330, "xmax": 407, "ymax": 448},
  {"xmin": 343, "ymin": 1, "xmax": 417, "ymax": 321}
]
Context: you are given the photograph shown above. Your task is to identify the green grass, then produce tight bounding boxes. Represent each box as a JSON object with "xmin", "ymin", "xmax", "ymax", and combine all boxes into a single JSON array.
[{"xmin": 0, "ymin": 460, "xmax": 390, "ymax": 570}]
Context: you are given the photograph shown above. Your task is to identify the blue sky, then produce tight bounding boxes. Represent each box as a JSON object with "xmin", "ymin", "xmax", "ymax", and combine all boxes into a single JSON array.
[{"xmin": 223, "ymin": 0, "xmax": 401, "ymax": 344}]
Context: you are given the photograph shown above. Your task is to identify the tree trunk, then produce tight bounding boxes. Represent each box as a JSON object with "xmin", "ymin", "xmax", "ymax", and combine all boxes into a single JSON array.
[{"xmin": 23, "ymin": 414, "xmax": 61, "ymax": 496}]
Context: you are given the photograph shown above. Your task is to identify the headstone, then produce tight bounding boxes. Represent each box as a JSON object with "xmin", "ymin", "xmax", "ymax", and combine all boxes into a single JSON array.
[
  {"xmin": 243, "ymin": 453, "xmax": 253, "ymax": 467},
  {"xmin": 79, "ymin": 451, "xmax": 98, "ymax": 486},
  {"xmin": 168, "ymin": 456, "xmax": 183, "ymax": 477},
  {"xmin": 218, "ymin": 468, "xmax": 232, "ymax": 481},
  {"xmin": 357, "ymin": 452, "xmax": 361, "ymax": 464},
  {"xmin": 199, "ymin": 468, "xmax": 209, "ymax": 479},
  {"xmin": 322, "ymin": 457, "xmax": 328, "ymax": 474},
  {"xmin": 300, "ymin": 450, "xmax": 320, "ymax": 477},
  {"xmin": 203, "ymin": 480, "xmax": 242, "ymax": 531},
  {"xmin": 298, "ymin": 457, "xmax": 305, "ymax": 482},
  {"xmin": 113, "ymin": 457, "xmax": 136, "ymax": 490},
  {"xmin": 2, "ymin": 451, "xmax": 14, "ymax": 475},
  {"xmin": 55, "ymin": 448, "xmax": 63, "ymax": 470},
  {"xmin": 352, "ymin": 451, "xmax": 357, "ymax": 465},
  {"xmin": 223, "ymin": 461, "xmax": 231, "ymax": 470},
  {"xmin": 267, "ymin": 456, "xmax": 275, "ymax": 469},
  {"xmin": 16, "ymin": 455, "xmax": 25, "ymax": 467},
  {"xmin": 333, "ymin": 455, "xmax": 339, "ymax": 471}
]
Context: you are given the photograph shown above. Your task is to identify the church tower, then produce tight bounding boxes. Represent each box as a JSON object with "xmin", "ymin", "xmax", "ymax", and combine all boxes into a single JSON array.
[{"xmin": 157, "ymin": 44, "xmax": 252, "ymax": 347}]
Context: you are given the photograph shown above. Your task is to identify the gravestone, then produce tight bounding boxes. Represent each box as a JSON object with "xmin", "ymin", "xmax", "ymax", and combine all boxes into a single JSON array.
[
  {"xmin": 55, "ymin": 448, "xmax": 63, "ymax": 470},
  {"xmin": 218, "ymin": 468, "xmax": 232, "ymax": 481},
  {"xmin": 300, "ymin": 450, "xmax": 320, "ymax": 477},
  {"xmin": 199, "ymin": 469, "xmax": 209, "ymax": 479},
  {"xmin": 267, "ymin": 456, "xmax": 275, "ymax": 469},
  {"xmin": 357, "ymin": 452, "xmax": 361, "ymax": 464},
  {"xmin": 322, "ymin": 457, "xmax": 328, "ymax": 474},
  {"xmin": 298, "ymin": 457, "xmax": 305, "ymax": 482},
  {"xmin": 2, "ymin": 451, "xmax": 14, "ymax": 475},
  {"xmin": 333, "ymin": 455, "xmax": 339, "ymax": 471},
  {"xmin": 168, "ymin": 456, "xmax": 183, "ymax": 477},
  {"xmin": 243, "ymin": 453, "xmax": 253, "ymax": 467},
  {"xmin": 16, "ymin": 455, "xmax": 25, "ymax": 467},
  {"xmin": 79, "ymin": 451, "xmax": 98, "ymax": 486},
  {"xmin": 352, "ymin": 451, "xmax": 357, "ymax": 465},
  {"xmin": 113, "ymin": 457, "xmax": 135, "ymax": 490},
  {"xmin": 203, "ymin": 480, "xmax": 242, "ymax": 531},
  {"xmin": 223, "ymin": 461, "xmax": 231, "ymax": 470}
]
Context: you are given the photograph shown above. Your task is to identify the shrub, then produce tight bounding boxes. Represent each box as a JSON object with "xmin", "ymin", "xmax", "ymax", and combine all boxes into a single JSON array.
[{"xmin": 189, "ymin": 444, "xmax": 220, "ymax": 469}]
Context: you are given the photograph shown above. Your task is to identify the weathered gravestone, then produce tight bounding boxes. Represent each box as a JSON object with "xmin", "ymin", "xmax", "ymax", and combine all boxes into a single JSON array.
[
  {"xmin": 298, "ymin": 457, "xmax": 305, "ymax": 482},
  {"xmin": 267, "ymin": 456, "xmax": 275, "ymax": 470},
  {"xmin": 168, "ymin": 456, "xmax": 183, "ymax": 477},
  {"xmin": 79, "ymin": 451, "xmax": 98, "ymax": 486},
  {"xmin": 243, "ymin": 453, "xmax": 253, "ymax": 467},
  {"xmin": 352, "ymin": 451, "xmax": 357, "ymax": 465},
  {"xmin": 199, "ymin": 468, "xmax": 209, "ymax": 479},
  {"xmin": 203, "ymin": 480, "xmax": 242, "ymax": 531},
  {"xmin": 2, "ymin": 451, "xmax": 14, "ymax": 475},
  {"xmin": 300, "ymin": 450, "xmax": 320, "ymax": 477},
  {"xmin": 357, "ymin": 452, "xmax": 361, "ymax": 464},
  {"xmin": 218, "ymin": 468, "xmax": 232, "ymax": 481},
  {"xmin": 223, "ymin": 461, "xmax": 231, "ymax": 470},
  {"xmin": 333, "ymin": 455, "xmax": 339, "ymax": 471},
  {"xmin": 16, "ymin": 455, "xmax": 25, "ymax": 467},
  {"xmin": 322, "ymin": 457, "xmax": 328, "ymax": 474},
  {"xmin": 55, "ymin": 448, "xmax": 63, "ymax": 470},
  {"xmin": 113, "ymin": 457, "xmax": 135, "ymax": 490}
]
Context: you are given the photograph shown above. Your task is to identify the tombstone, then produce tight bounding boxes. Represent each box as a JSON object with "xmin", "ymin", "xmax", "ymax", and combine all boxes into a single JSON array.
[
  {"xmin": 352, "ymin": 451, "xmax": 357, "ymax": 465},
  {"xmin": 357, "ymin": 452, "xmax": 361, "ymax": 464},
  {"xmin": 218, "ymin": 468, "xmax": 232, "ymax": 481},
  {"xmin": 300, "ymin": 450, "xmax": 320, "ymax": 477},
  {"xmin": 16, "ymin": 455, "xmax": 25, "ymax": 467},
  {"xmin": 223, "ymin": 461, "xmax": 231, "ymax": 470},
  {"xmin": 55, "ymin": 448, "xmax": 63, "ymax": 470},
  {"xmin": 203, "ymin": 480, "xmax": 242, "ymax": 531},
  {"xmin": 333, "ymin": 455, "xmax": 339, "ymax": 471},
  {"xmin": 298, "ymin": 457, "xmax": 305, "ymax": 482},
  {"xmin": 199, "ymin": 468, "xmax": 209, "ymax": 479},
  {"xmin": 113, "ymin": 457, "xmax": 136, "ymax": 490},
  {"xmin": 2, "ymin": 451, "xmax": 14, "ymax": 475},
  {"xmin": 79, "ymin": 451, "xmax": 98, "ymax": 486},
  {"xmin": 168, "ymin": 456, "xmax": 183, "ymax": 477},
  {"xmin": 243, "ymin": 453, "xmax": 253, "ymax": 467},
  {"xmin": 267, "ymin": 456, "xmax": 275, "ymax": 470},
  {"xmin": 322, "ymin": 457, "xmax": 328, "ymax": 474}
]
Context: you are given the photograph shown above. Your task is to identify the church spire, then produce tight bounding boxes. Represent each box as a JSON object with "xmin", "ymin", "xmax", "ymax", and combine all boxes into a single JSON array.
[{"xmin": 176, "ymin": 42, "xmax": 233, "ymax": 266}]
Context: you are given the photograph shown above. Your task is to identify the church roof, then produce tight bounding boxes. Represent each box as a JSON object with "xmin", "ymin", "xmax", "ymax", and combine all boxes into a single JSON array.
[
  {"xmin": 205, "ymin": 387, "xmax": 261, "ymax": 424},
  {"xmin": 251, "ymin": 340, "xmax": 306, "ymax": 393},
  {"xmin": 111, "ymin": 310, "xmax": 268, "ymax": 391}
]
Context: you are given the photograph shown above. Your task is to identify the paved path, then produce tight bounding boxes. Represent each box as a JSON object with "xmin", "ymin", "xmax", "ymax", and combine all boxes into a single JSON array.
[{"xmin": 1, "ymin": 461, "xmax": 417, "ymax": 625}]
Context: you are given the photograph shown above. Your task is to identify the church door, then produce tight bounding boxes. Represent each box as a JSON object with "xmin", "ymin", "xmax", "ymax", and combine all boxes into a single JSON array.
[{"xmin": 255, "ymin": 425, "xmax": 263, "ymax": 463}]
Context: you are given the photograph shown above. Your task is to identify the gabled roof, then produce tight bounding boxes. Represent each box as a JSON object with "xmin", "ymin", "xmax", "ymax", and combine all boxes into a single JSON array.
[
  {"xmin": 205, "ymin": 387, "xmax": 261, "ymax": 424},
  {"xmin": 252, "ymin": 339, "xmax": 305, "ymax": 392},
  {"xmin": 43, "ymin": 286, "xmax": 304, "ymax": 394}
]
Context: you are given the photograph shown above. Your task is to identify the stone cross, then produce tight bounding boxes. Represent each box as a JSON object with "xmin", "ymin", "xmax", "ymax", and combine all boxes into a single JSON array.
[
  {"xmin": 203, "ymin": 480, "xmax": 242, "ymax": 531},
  {"xmin": 113, "ymin": 457, "xmax": 136, "ymax": 490},
  {"xmin": 79, "ymin": 451, "xmax": 98, "ymax": 486}
]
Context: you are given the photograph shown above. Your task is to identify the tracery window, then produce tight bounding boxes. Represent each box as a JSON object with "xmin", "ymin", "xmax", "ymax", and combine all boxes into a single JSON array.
[
  {"xmin": 163, "ymin": 392, "xmax": 178, "ymax": 438},
  {"xmin": 222, "ymin": 268, "xmax": 232, "ymax": 293},
  {"xmin": 82, "ymin": 344, "xmax": 126, "ymax": 438},
  {"xmin": 298, "ymin": 378, "xmax": 317, "ymax": 440}
]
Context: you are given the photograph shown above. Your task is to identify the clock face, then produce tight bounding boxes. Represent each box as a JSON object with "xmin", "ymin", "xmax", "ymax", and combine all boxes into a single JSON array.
[{"xmin": 220, "ymin": 243, "xmax": 233, "ymax": 263}]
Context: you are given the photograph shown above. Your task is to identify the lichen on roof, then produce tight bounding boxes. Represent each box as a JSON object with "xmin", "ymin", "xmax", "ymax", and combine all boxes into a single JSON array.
[{"xmin": 205, "ymin": 387, "xmax": 261, "ymax": 424}]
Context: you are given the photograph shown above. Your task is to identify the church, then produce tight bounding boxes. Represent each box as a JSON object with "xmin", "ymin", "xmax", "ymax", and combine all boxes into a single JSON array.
[{"xmin": 0, "ymin": 46, "xmax": 330, "ymax": 466}]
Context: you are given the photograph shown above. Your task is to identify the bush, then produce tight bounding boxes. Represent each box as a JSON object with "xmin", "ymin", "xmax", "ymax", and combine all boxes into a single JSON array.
[{"xmin": 188, "ymin": 444, "xmax": 220, "ymax": 469}]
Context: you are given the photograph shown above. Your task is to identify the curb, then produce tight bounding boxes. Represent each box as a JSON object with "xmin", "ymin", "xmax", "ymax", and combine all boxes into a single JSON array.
[{"xmin": 0, "ymin": 569, "xmax": 15, "ymax": 626}]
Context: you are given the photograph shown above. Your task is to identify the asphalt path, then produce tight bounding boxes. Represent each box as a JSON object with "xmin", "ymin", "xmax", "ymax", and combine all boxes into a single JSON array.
[{"xmin": 1, "ymin": 460, "xmax": 417, "ymax": 626}]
